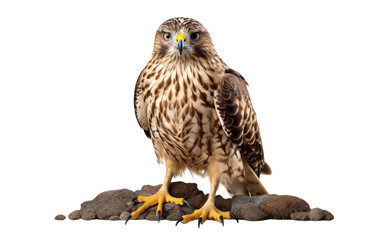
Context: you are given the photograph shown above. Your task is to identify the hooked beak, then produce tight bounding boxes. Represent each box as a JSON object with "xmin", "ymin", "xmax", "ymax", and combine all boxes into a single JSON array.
[
  {"xmin": 176, "ymin": 33, "xmax": 186, "ymax": 55},
  {"xmin": 177, "ymin": 39, "xmax": 185, "ymax": 55}
]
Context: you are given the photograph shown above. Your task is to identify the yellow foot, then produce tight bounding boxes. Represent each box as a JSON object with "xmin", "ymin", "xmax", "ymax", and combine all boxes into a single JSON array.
[
  {"xmin": 126, "ymin": 189, "xmax": 189, "ymax": 223},
  {"xmin": 176, "ymin": 203, "xmax": 238, "ymax": 227}
]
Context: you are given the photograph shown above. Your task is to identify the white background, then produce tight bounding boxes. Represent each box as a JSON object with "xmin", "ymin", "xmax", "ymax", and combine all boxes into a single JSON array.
[{"xmin": 1, "ymin": 0, "xmax": 381, "ymax": 239}]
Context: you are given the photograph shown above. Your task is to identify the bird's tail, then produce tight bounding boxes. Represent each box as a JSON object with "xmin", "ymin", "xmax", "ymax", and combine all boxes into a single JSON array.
[
  {"xmin": 243, "ymin": 161, "xmax": 269, "ymax": 196},
  {"xmin": 260, "ymin": 161, "xmax": 272, "ymax": 175}
]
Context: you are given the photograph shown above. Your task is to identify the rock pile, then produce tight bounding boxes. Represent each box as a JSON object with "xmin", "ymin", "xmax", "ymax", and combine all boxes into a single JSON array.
[{"xmin": 56, "ymin": 181, "xmax": 333, "ymax": 222}]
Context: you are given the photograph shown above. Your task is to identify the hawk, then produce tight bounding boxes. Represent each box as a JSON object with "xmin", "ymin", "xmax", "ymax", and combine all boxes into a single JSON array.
[{"xmin": 130, "ymin": 17, "xmax": 271, "ymax": 226}]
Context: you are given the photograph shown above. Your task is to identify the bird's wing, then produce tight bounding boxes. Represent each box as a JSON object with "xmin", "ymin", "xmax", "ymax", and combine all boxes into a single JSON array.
[
  {"xmin": 134, "ymin": 70, "xmax": 151, "ymax": 139},
  {"xmin": 214, "ymin": 68, "xmax": 271, "ymax": 177}
]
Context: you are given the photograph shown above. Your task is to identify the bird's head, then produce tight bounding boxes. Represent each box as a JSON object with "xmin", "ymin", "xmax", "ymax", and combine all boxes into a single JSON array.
[{"xmin": 153, "ymin": 17, "xmax": 216, "ymax": 60}]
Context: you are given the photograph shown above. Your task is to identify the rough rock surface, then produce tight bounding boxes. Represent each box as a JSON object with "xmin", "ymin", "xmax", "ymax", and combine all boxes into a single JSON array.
[
  {"xmin": 165, "ymin": 203, "xmax": 184, "ymax": 220},
  {"xmin": 261, "ymin": 195, "xmax": 311, "ymax": 219},
  {"xmin": 231, "ymin": 195, "xmax": 274, "ymax": 221},
  {"xmin": 79, "ymin": 189, "xmax": 137, "ymax": 220},
  {"xmin": 64, "ymin": 181, "xmax": 333, "ymax": 222}
]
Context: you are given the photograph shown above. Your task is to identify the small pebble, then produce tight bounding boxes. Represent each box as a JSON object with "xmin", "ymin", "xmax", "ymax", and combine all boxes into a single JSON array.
[
  {"xmin": 119, "ymin": 212, "xmax": 131, "ymax": 220},
  {"xmin": 55, "ymin": 214, "xmax": 66, "ymax": 220},
  {"xmin": 309, "ymin": 208, "xmax": 334, "ymax": 221},
  {"xmin": 68, "ymin": 210, "xmax": 81, "ymax": 220},
  {"xmin": 109, "ymin": 216, "xmax": 120, "ymax": 221}
]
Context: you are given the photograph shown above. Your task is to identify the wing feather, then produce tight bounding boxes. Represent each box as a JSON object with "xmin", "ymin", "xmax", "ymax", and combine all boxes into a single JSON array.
[
  {"xmin": 134, "ymin": 70, "xmax": 151, "ymax": 138},
  {"xmin": 214, "ymin": 68, "xmax": 270, "ymax": 177}
]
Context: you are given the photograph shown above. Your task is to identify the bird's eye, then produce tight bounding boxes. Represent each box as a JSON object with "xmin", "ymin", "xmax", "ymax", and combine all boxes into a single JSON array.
[
  {"xmin": 163, "ymin": 32, "xmax": 171, "ymax": 41},
  {"xmin": 190, "ymin": 32, "xmax": 200, "ymax": 41}
]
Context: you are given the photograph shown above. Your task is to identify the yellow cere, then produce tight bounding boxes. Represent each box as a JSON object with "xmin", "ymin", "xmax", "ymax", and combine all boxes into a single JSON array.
[
  {"xmin": 167, "ymin": 34, "xmax": 194, "ymax": 47},
  {"xmin": 176, "ymin": 33, "xmax": 186, "ymax": 42}
]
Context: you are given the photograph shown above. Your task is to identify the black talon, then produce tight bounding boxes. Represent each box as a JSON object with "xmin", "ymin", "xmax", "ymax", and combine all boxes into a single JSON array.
[
  {"xmin": 132, "ymin": 197, "xmax": 138, "ymax": 203},
  {"xmin": 175, "ymin": 217, "xmax": 183, "ymax": 226},
  {"xmin": 182, "ymin": 199, "xmax": 191, "ymax": 208},
  {"xmin": 198, "ymin": 217, "xmax": 203, "ymax": 228},
  {"xmin": 125, "ymin": 215, "xmax": 132, "ymax": 224},
  {"xmin": 157, "ymin": 211, "xmax": 161, "ymax": 223},
  {"xmin": 230, "ymin": 213, "xmax": 239, "ymax": 223},
  {"xmin": 220, "ymin": 216, "xmax": 224, "ymax": 226}
]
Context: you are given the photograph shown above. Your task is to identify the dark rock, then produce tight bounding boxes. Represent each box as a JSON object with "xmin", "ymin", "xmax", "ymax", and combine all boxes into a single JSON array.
[
  {"xmin": 140, "ymin": 184, "xmax": 161, "ymax": 195},
  {"xmin": 55, "ymin": 214, "xmax": 66, "ymax": 220},
  {"xmin": 309, "ymin": 208, "xmax": 334, "ymax": 221},
  {"xmin": 119, "ymin": 212, "xmax": 130, "ymax": 220},
  {"xmin": 232, "ymin": 195, "xmax": 275, "ymax": 207},
  {"xmin": 146, "ymin": 212, "xmax": 159, "ymax": 221},
  {"xmin": 261, "ymin": 195, "xmax": 311, "ymax": 219},
  {"xmin": 137, "ymin": 206, "xmax": 156, "ymax": 219},
  {"xmin": 129, "ymin": 202, "xmax": 143, "ymax": 213},
  {"xmin": 138, "ymin": 211, "xmax": 149, "ymax": 219},
  {"xmin": 169, "ymin": 182, "xmax": 201, "ymax": 200},
  {"xmin": 126, "ymin": 205, "xmax": 135, "ymax": 213},
  {"xmin": 147, "ymin": 206, "xmax": 158, "ymax": 213},
  {"xmin": 79, "ymin": 189, "xmax": 137, "ymax": 220},
  {"xmin": 109, "ymin": 216, "xmax": 120, "ymax": 221},
  {"xmin": 162, "ymin": 203, "xmax": 177, "ymax": 216},
  {"xmin": 291, "ymin": 212, "xmax": 310, "ymax": 221},
  {"xmin": 234, "ymin": 205, "xmax": 266, "ymax": 221},
  {"xmin": 164, "ymin": 203, "xmax": 183, "ymax": 220},
  {"xmin": 180, "ymin": 205, "xmax": 194, "ymax": 215},
  {"xmin": 134, "ymin": 190, "xmax": 152, "ymax": 197},
  {"xmin": 68, "ymin": 210, "xmax": 81, "ymax": 220},
  {"xmin": 95, "ymin": 201, "xmax": 127, "ymax": 219},
  {"xmin": 231, "ymin": 195, "xmax": 271, "ymax": 221},
  {"xmin": 323, "ymin": 211, "xmax": 334, "ymax": 220},
  {"xmin": 186, "ymin": 192, "xmax": 206, "ymax": 209},
  {"xmin": 214, "ymin": 195, "xmax": 232, "ymax": 212}
]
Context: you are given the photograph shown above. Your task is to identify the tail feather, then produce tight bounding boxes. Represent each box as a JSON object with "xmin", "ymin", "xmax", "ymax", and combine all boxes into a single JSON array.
[
  {"xmin": 221, "ymin": 161, "xmax": 270, "ymax": 197},
  {"xmin": 244, "ymin": 161, "xmax": 269, "ymax": 196},
  {"xmin": 261, "ymin": 161, "xmax": 272, "ymax": 175}
]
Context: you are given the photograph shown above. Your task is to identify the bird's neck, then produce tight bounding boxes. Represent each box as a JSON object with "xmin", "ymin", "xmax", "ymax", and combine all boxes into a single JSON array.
[{"xmin": 148, "ymin": 53, "xmax": 227, "ymax": 88}]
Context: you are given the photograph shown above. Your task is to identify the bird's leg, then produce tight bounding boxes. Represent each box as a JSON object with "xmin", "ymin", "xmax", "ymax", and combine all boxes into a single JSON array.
[
  {"xmin": 177, "ymin": 162, "xmax": 235, "ymax": 227},
  {"xmin": 130, "ymin": 161, "xmax": 187, "ymax": 221}
]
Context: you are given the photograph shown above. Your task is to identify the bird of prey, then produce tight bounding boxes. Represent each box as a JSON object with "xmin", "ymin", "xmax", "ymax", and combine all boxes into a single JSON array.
[{"xmin": 131, "ymin": 17, "xmax": 271, "ymax": 226}]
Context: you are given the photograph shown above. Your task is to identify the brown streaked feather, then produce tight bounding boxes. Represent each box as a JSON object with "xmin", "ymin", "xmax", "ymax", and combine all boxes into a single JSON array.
[
  {"xmin": 214, "ymin": 68, "xmax": 270, "ymax": 177},
  {"xmin": 134, "ymin": 70, "xmax": 151, "ymax": 139}
]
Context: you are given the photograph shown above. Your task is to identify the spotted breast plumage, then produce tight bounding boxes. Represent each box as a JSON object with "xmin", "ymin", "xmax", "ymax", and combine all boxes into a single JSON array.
[{"xmin": 131, "ymin": 17, "xmax": 271, "ymax": 225}]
